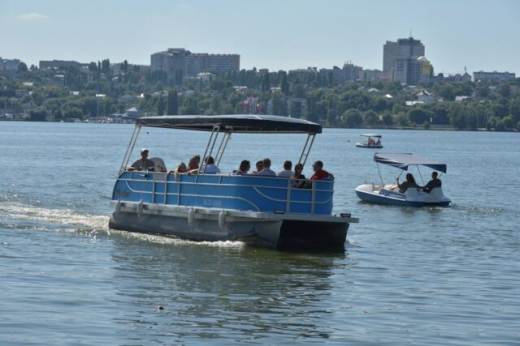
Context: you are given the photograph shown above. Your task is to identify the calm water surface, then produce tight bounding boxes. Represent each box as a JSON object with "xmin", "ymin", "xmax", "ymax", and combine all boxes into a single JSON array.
[{"xmin": 1, "ymin": 122, "xmax": 519, "ymax": 345}]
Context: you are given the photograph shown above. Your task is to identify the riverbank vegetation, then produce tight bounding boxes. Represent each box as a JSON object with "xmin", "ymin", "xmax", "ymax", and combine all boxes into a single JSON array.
[{"xmin": 1, "ymin": 61, "xmax": 519, "ymax": 131}]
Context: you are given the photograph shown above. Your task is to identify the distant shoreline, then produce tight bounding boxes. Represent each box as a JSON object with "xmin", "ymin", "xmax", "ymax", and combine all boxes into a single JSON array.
[{"xmin": 3, "ymin": 119, "xmax": 517, "ymax": 132}]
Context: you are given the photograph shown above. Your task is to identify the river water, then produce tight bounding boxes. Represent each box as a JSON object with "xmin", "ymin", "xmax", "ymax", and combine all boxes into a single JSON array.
[{"xmin": 1, "ymin": 122, "xmax": 519, "ymax": 345}]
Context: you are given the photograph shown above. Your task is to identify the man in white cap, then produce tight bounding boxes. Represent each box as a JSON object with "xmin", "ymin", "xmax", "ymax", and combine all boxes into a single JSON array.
[{"xmin": 128, "ymin": 148, "xmax": 155, "ymax": 171}]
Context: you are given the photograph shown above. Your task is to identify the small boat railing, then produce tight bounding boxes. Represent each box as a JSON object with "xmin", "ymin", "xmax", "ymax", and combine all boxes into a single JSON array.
[{"xmin": 114, "ymin": 172, "xmax": 334, "ymax": 215}]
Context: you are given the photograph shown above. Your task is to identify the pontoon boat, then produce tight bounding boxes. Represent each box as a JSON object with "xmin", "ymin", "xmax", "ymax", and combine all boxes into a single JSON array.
[{"xmin": 109, "ymin": 114, "xmax": 359, "ymax": 249}]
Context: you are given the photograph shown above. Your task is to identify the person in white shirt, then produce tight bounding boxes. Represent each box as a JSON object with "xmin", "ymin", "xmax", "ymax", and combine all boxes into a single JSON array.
[
  {"xmin": 277, "ymin": 160, "xmax": 293, "ymax": 178},
  {"xmin": 258, "ymin": 158, "xmax": 276, "ymax": 176},
  {"xmin": 128, "ymin": 148, "xmax": 155, "ymax": 171},
  {"xmin": 202, "ymin": 156, "xmax": 221, "ymax": 174}
]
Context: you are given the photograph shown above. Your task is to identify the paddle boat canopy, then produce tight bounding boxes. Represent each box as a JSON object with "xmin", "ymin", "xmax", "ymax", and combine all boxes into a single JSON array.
[
  {"xmin": 356, "ymin": 134, "xmax": 383, "ymax": 148},
  {"xmin": 109, "ymin": 114, "xmax": 358, "ymax": 249},
  {"xmin": 355, "ymin": 153, "xmax": 451, "ymax": 207}
]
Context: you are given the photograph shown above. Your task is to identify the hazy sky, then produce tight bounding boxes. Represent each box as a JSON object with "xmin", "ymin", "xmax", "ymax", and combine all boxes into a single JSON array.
[{"xmin": 1, "ymin": 0, "xmax": 519, "ymax": 75}]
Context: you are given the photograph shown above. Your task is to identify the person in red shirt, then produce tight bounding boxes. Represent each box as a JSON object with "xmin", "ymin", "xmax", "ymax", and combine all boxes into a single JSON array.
[{"xmin": 310, "ymin": 160, "xmax": 334, "ymax": 181}]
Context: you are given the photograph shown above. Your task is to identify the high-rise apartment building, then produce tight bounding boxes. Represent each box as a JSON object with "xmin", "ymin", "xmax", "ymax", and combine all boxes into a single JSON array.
[
  {"xmin": 151, "ymin": 48, "xmax": 190, "ymax": 83},
  {"xmin": 151, "ymin": 48, "xmax": 240, "ymax": 81},
  {"xmin": 185, "ymin": 53, "xmax": 240, "ymax": 77},
  {"xmin": 383, "ymin": 37, "xmax": 429, "ymax": 85}
]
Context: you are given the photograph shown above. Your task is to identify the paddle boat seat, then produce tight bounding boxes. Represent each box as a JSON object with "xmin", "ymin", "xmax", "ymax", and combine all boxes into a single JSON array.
[{"xmin": 149, "ymin": 157, "xmax": 167, "ymax": 172}]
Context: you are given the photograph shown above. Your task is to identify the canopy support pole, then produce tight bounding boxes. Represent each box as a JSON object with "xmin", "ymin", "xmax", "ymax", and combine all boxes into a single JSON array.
[
  {"xmin": 417, "ymin": 166, "xmax": 425, "ymax": 185},
  {"xmin": 119, "ymin": 124, "xmax": 141, "ymax": 174},
  {"xmin": 200, "ymin": 125, "xmax": 220, "ymax": 173},
  {"xmin": 298, "ymin": 133, "xmax": 316, "ymax": 168},
  {"xmin": 376, "ymin": 163, "xmax": 384, "ymax": 186},
  {"xmin": 215, "ymin": 127, "xmax": 233, "ymax": 166}
]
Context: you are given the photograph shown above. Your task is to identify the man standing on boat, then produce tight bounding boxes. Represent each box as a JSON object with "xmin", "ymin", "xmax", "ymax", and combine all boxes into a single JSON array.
[
  {"xmin": 422, "ymin": 171, "xmax": 442, "ymax": 193},
  {"xmin": 128, "ymin": 148, "xmax": 155, "ymax": 171}
]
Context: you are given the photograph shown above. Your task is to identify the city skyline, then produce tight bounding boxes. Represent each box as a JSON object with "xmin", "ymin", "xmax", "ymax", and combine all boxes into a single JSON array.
[{"xmin": 1, "ymin": 0, "xmax": 519, "ymax": 75}]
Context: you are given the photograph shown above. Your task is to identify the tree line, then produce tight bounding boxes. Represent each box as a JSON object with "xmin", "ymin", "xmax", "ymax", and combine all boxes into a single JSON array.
[{"xmin": 1, "ymin": 60, "xmax": 519, "ymax": 131}]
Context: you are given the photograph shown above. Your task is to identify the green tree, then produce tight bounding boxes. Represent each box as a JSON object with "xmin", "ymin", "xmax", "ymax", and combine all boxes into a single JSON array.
[
  {"xmin": 382, "ymin": 113, "xmax": 394, "ymax": 126},
  {"xmin": 261, "ymin": 72, "xmax": 271, "ymax": 92},
  {"xmin": 29, "ymin": 108, "xmax": 47, "ymax": 121},
  {"xmin": 280, "ymin": 71, "xmax": 289, "ymax": 95},
  {"xmin": 101, "ymin": 59, "xmax": 110, "ymax": 73},
  {"xmin": 396, "ymin": 112, "xmax": 409, "ymax": 127},
  {"xmin": 342, "ymin": 109, "xmax": 363, "ymax": 127},
  {"xmin": 17, "ymin": 62, "xmax": 28, "ymax": 72},
  {"xmin": 30, "ymin": 90, "xmax": 45, "ymax": 106},
  {"xmin": 448, "ymin": 103, "xmax": 467, "ymax": 129},
  {"xmin": 167, "ymin": 90, "xmax": 179, "ymax": 115},
  {"xmin": 407, "ymin": 107, "xmax": 429, "ymax": 124},
  {"xmin": 364, "ymin": 110, "xmax": 379, "ymax": 126},
  {"xmin": 271, "ymin": 92, "xmax": 287, "ymax": 116},
  {"xmin": 157, "ymin": 96, "xmax": 166, "ymax": 115}
]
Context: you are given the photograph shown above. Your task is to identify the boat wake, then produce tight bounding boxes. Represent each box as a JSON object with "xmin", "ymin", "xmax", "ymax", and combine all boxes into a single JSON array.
[
  {"xmin": 0, "ymin": 201, "xmax": 109, "ymax": 231},
  {"xmin": 111, "ymin": 230, "xmax": 246, "ymax": 249},
  {"xmin": 0, "ymin": 201, "xmax": 245, "ymax": 249}
]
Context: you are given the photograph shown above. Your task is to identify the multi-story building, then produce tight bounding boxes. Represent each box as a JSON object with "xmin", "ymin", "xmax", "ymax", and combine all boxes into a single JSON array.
[
  {"xmin": 0, "ymin": 57, "xmax": 21, "ymax": 71},
  {"xmin": 151, "ymin": 48, "xmax": 240, "ymax": 80},
  {"xmin": 151, "ymin": 48, "xmax": 190, "ymax": 83},
  {"xmin": 383, "ymin": 37, "xmax": 429, "ymax": 85},
  {"xmin": 452, "ymin": 72, "xmax": 472, "ymax": 82},
  {"xmin": 394, "ymin": 56, "xmax": 431, "ymax": 85},
  {"xmin": 185, "ymin": 53, "xmax": 240, "ymax": 77},
  {"xmin": 362, "ymin": 69, "xmax": 387, "ymax": 81},
  {"xmin": 39, "ymin": 60, "xmax": 87, "ymax": 70},
  {"xmin": 473, "ymin": 71, "xmax": 516, "ymax": 83},
  {"xmin": 319, "ymin": 63, "xmax": 362, "ymax": 84}
]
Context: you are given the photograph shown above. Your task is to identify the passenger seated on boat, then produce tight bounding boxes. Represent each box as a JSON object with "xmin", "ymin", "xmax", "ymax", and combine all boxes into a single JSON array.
[
  {"xmin": 234, "ymin": 160, "xmax": 251, "ymax": 175},
  {"xmin": 168, "ymin": 162, "xmax": 187, "ymax": 174},
  {"xmin": 277, "ymin": 160, "xmax": 294, "ymax": 178},
  {"xmin": 202, "ymin": 156, "xmax": 221, "ymax": 174},
  {"xmin": 310, "ymin": 160, "xmax": 334, "ymax": 181},
  {"xmin": 397, "ymin": 173, "xmax": 418, "ymax": 193},
  {"xmin": 258, "ymin": 158, "xmax": 276, "ymax": 176},
  {"xmin": 186, "ymin": 155, "xmax": 200, "ymax": 174},
  {"xmin": 291, "ymin": 163, "xmax": 306, "ymax": 188},
  {"xmin": 422, "ymin": 171, "xmax": 442, "ymax": 193},
  {"xmin": 252, "ymin": 160, "xmax": 264, "ymax": 174},
  {"xmin": 128, "ymin": 148, "xmax": 155, "ymax": 171},
  {"xmin": 376, "ymin": 139, "xmax": 381, "ymax": 145}
]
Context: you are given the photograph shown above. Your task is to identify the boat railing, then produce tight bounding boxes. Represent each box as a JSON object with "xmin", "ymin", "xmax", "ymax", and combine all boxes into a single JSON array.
[{"xmin": 112, "ymin": 171, "xmax": 335, "ymax": 215}]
